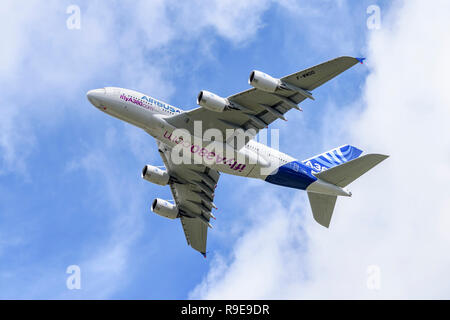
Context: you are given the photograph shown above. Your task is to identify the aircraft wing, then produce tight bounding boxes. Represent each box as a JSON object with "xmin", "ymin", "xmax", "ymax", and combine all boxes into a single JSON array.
[
  {"xmin": 165, "ymin": 56, "xmax": 361, "ymax": 143},
  {"xmin": 157, "ymin": 141, "xmax": 219, "ymax": 256}
]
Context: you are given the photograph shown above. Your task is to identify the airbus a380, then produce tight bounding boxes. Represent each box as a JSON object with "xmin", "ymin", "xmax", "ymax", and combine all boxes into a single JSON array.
[{"xmin": 87, "ymin": 56, "xmax": 388, "ymax": 257}]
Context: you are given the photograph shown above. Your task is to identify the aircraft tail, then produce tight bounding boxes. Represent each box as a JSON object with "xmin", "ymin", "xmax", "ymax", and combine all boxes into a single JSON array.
[
  {"xmin": 307, "ymin": 193, "xmax": 337, "ymax": 228},
  {"xmin": 307, "ymin": 153, "xmax": 389, "ymax": 227},
  {"xmin": 301, "ymin": 144, "xmax": 363, "ymax": 172}
]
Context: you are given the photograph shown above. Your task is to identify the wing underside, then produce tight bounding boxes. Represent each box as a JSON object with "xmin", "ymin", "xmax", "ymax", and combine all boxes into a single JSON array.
[{"xmin": 157, "ymin": 141, "xmax": 220, "ymax": 255}]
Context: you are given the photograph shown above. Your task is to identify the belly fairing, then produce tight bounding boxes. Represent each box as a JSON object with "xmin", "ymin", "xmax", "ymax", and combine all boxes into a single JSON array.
[{"xmin": 264, "ymin": 161, "xmax": 317, "ymax": 190}]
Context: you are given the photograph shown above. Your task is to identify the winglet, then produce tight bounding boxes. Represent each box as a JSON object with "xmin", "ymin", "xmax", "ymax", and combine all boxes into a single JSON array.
[
  {"xmin": 201, "ymin": 252, "xmax": 207, "ymax": 258},
  {"xmin": 355, "ymin": 57, "xmax": 366, "ymax": 64}
]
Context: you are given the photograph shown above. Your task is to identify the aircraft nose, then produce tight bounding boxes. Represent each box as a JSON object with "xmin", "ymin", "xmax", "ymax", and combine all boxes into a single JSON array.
[{"xmin": 86, "ymin": 88, "xmax": 106, "ymax": 107}]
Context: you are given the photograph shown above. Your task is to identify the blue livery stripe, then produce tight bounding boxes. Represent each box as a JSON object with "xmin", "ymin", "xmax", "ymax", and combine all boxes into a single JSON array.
[
  {"xmin": 301, "ymin": 145, "xmax": 363, "ymax": 173},
  {"xmin": 265, "ymin": 161, "xmax": 317, "ymax": 190},
  {"xmin": 264, "ymin": 145, "xmax": 363, "ymax": 191}
]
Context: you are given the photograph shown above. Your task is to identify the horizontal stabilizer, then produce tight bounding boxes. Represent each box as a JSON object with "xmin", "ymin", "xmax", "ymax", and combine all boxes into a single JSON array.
[
  {"xmin": 317, "ymin": 154, "xmax": 389, "ymax": 188},
  {"xmin": 307, "ymin": 192, "xmax": 337, "ymax": 228}
]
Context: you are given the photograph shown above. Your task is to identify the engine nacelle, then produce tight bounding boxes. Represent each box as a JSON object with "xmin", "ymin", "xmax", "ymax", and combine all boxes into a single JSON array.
[
  {"xmin": 141, "ymin": 165, "xmax": 170, "ymax": 186},
  {"xmin": 197, "ymin": 90, "xmax": 228, "ymax": 112},
  {"xmin": 151, "ymin": 198, "xmax": 179, "ymax": 219},
  {"xmin": 248, "ymin": 70, "xmax": 281, "ymax": 93}
]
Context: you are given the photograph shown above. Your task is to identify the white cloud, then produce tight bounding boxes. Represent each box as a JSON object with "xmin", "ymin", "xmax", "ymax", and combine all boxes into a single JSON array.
[
  {"xmin": 166, "ymin": 0, "xmax": 271, "ymax": 45},
  {"xmin": 190, "ymin": 191, "xmax": 310, "ymax": 299},
  {"xmin": 191, "ymin": 0, "xmax": 450, "ymax": 299}
]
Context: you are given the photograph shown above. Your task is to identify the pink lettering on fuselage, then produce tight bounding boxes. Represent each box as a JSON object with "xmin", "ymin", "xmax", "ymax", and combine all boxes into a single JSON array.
[
  {"xmin": 120, "ymin": 94, "xmax": 143, "ymax": 106},
  {"xmin": 163, "ymin": 131, "xmax": 246, "ymax": 172},
  {"xmin": 120, "ymin": 93, "xmax": 157, "ymax": 112}
]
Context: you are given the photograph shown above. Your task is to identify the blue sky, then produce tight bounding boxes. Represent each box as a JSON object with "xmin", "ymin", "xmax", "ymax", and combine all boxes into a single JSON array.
[{"xmin": 2, "ymin": 0, "xmax": 450, "ymax": 299}]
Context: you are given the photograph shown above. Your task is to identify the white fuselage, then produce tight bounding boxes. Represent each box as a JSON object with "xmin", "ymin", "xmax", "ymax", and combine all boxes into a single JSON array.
[{"xmin": 87, "ymin": 87, "xmax": 295, "ymax": 180}]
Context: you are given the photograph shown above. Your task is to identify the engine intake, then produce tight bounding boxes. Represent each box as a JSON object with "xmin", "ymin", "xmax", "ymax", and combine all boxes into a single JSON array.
[
  {"xmin": 151, "ymin": 198, "xmax": 179, "ymax": 219},
  {"xmin": 142, "ymin": 165, "xmax": 170, "ymax": 186},
  {"xmin": 248, "ymin": 70, "xmax": 281, "ymax": 93},
  {"xmin": 197, "ymin": 90, "xmax": 228, "ymax": 112}
]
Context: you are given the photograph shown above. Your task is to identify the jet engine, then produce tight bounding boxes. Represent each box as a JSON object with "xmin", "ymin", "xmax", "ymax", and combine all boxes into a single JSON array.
[
  {"xmin": 151, "ymin": 198, "xmax": 179, "ymax": 219},
  {"xmin": 141, "ymin": 165, "xmax": 170, "ymax": 186},
  {"xmin": 248, "ymin": 70, "xmax": 281, "ymax": 93},
  {"xmin": 197, "ymin": 90, "xmax": 229, "ymax": 112}
]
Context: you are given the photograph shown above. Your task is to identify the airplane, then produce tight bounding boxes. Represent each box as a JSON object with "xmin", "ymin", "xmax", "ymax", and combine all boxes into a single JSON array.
[{"xmin": 86, "ymin": 56, "xmax": 388, "ymax": 257}]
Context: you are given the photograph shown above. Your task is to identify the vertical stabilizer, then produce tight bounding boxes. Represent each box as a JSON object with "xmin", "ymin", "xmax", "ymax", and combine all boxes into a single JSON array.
[{"xmin": 307, "ymin": 192, "xmax": 337, "ymax": 228}]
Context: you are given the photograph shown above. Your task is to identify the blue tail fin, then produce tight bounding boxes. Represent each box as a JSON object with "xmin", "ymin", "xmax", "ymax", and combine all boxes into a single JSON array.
[{"xmin": 302, "ymin": 145, "xmax": 363, "ymax": 173}]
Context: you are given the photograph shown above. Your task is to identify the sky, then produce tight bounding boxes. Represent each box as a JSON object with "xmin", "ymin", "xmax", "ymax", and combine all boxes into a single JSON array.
[{"xmin": 0, "ymin": 0, "xmax": 449, "ymax": 299}]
